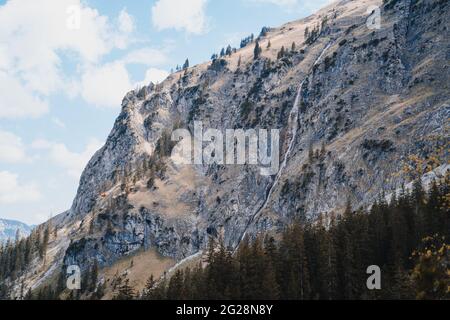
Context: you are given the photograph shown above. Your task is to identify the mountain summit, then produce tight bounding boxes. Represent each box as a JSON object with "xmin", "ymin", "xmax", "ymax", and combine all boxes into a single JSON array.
[{"xmin": 0, "ymin": 219, "xmax": 32, "ymax": 243}]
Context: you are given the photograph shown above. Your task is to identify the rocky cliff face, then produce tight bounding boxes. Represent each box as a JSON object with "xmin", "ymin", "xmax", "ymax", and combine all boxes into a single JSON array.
[{"xmin": 20, "ymin": 0, "xmax": 449, "ymax": 289}]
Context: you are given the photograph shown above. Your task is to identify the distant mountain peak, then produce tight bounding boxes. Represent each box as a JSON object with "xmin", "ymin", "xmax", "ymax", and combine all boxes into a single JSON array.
[{"xmin": 0, "ymin": 219, "xmax": 33, "ymax": 243}]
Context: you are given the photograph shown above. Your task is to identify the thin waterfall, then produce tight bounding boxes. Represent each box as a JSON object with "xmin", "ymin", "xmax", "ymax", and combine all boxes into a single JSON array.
[{"xmin": 235, "ymin": 40, "xmax": 334, "ymax": 251}]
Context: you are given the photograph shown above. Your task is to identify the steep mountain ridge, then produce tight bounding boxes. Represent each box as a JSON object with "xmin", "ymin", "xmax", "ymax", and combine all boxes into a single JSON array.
[{"xmin": 11, "ymin": 0, "xmax": 449, "ymax": 295}]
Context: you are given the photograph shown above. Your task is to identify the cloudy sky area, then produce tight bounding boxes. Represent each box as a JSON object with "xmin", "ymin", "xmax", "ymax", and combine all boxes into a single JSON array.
[{"xmin": 0, "ymin": 0, "xmax": 332, "ymax": 224}]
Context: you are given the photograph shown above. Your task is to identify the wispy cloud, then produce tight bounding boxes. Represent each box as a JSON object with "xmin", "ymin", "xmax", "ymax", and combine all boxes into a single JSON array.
[
  {"xmin": 51, "ymin": 116, "xmax": 66, "ymax": 128},
  {"xmin": 32, "ymin": 138, "xmax": 103, "ymax": 179},
  {"xmin": 0, "ymin": 130, "xmax": 27, "ymax": 163},
  {"xmin": 151, "ymin": 0, "xmax": 210, "ymax": 34},
  {"xmin": 122, "ymin": 47, "xmax": 169, "ymax": 66},
  {"xmin": 0, "ymin": 0, "xmax": 138, "ymax": 117},
  {"xmin": 0, "ymin": 171, "xmax": 41, "ymax": 204}
]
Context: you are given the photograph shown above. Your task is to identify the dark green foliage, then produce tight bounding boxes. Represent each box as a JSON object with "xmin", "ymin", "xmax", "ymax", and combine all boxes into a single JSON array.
[
  {"xmin": 239, "ymin": 100, "xmax": 253, "ymax": 120},
  {"xmin": 240, "ymin": 34, "xmax": 254, "ymax": 48},
  {"xmin": 143, "ymin": 176, "xmax": 449, "ymax": 300},
  {"xmin": 323, "ymin": 52, "xmax": 337, "ymax": 71},
  {"xmin": 1, "ymin": 174, "xmax": 448, "ymax": 300},
  {"xmin": 182, "ymin": 59, "xmax": 189, "ymax": 70},
  {"xmin": 259, "ymin": 26, "xmax": 270, "ymax": 37},
  {"xmin": 113, "ymin": 278, "xmax": 135, "ymax": 300},
  {"xmin": 155, "ymin": 129, "xmax": 176, "ymax": 157},
  {"xmin": 339, "ymin": 39, "xmax": 347, "ymax": 46},
  {"xmin": 225, "ymin": 45, "xmax": 232, "ymax": 56},
  {"xmin": 0, "ymin": 225, "xmax": 53, "ymax": 299},
  {"xmin": 277, "ymin": 46, "xmax": 286, "ymax": 59},
  {"xmin": 384, "ymin": 0, "xmax": 401, "ymax": 10},
  {"xmin": 304, "ymin": 24, "xmax": 321, "ymax": 45},
  {"xmin": 253, "ymin": 41, "xmax": 262, "ymax": 60}
]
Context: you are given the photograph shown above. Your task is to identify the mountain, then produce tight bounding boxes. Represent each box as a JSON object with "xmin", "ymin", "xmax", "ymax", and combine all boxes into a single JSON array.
[
  {"xmin": 6, "ymin": 0, "xmax": 449, "ymax": 296},
  {"xmin": 0, "ymin": 219, "xmax": 33, "ymax": 243}
]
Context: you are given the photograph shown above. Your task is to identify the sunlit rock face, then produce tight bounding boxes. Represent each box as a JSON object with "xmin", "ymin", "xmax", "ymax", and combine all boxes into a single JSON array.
[{"xmin": 20, "ymin": 0, "xmax": 450, "ymax": 286}]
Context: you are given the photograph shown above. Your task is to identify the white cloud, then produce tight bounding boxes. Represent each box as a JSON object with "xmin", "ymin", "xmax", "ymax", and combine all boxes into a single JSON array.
[
  {"xmin": 113, "ymin": 8, "xmax": 136, "ymax": 50},
  {"xmin": 81, "ymin": 62, "xmax": 133, "ymax": 108},
  {"xmin": 151, "ymin": 0, "xmax": 209, "ymax": 34},
  {"xmin": 0, "ymin": 130, "xmax": 27, "ymax": 163},
  {"xmin": 80, "ymin": 44, "xmax": 170, "ymax": 108},
  {"xmin": 32, "ymin": 138, "xmax": 103, "ymax": 179},
  {"xmin": 0, "ymin": 0, "xmax": 169, "ymax": 114},
  {"xmin": 0, "ymin": 71, "xmax": 49, "ymax": 119},
  {"xmin": 0, "ymin": 0, "xmax": 112, "ymax": 91},
  {"xmin": 0, "ymin": 0, "xmax": 136, "ymax": 117},
  {"xmin": 31, "ymin": 139, "xmax": 53, "ymax": 150},
  {"xmin": 249, "ymin": 0, "xmax": 297, "ymax": 7},
  {"xmin": 122, "ymin": 48, "xmax": 168, "ymax": 66},
  {"xmin": 0, "ymin": 171, "xmax": 41, "ymax": 204},
  {"xmin": 51, "ymin": 116, "xmax": 66, "ymax": 128},
  {"xmin": 118, "ymin": 8, "xmax": 135, "ymax": 33},
  {"xmin": 139, "ymin": 68, "xmax": 170, "ymax": 86}
]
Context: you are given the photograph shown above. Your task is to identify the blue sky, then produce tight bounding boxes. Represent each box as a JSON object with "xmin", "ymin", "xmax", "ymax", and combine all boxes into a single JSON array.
[{"xmin": 0, "ymin": 0, "xmax": 332, "ymax": 224}]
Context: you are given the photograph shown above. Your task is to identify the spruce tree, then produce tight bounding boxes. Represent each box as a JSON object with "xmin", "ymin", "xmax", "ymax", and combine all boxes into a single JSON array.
[
  {"xmin": 226, "ymin": 45, "xmax": 232, "ymax": 56},
  {"xmin": 113, "ymin": 278, "xmax": 135, "ymax": 300},
  {"xmin": 253, "ymin": 41, "xmax": 262, "ymax": 60},
  {"xmin": 182, "ymin": 58, "xmax": 189, "ymax": 70},
  {"xmin": 167, "ymin": 270, "xmax": 184, "ymax": 300},
  {"xmin": 143, "ymin": 274, "xmax": 156, "ymax": 299}
]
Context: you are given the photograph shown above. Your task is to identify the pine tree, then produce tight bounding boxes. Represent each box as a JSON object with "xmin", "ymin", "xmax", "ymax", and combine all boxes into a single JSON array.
[
  {"xmin": 182, "ymin": 268, "xmax": 193, "ymax": 299},
  {"xmin": 320, "ymin": 142, "xmax": 326, "ymax": 157},
  {"xmin": 190, "ymin": 263, "xmax": 206, "ymax": 299},
  {"xmin": 40, "ymin": 226, "xmax": 50, "ymax": 264},
  {"xmin": 151, "ymin": 275, "xmax": 168, "ymax": 300},
  {"xmin": 90, "ymin": 261, "xmax": 99, "ymax": 292},
  {"xmin": 226, "ymin": 45, "xmax": 232, "ymax": 56},
  {"xmin": 236, "ymin": 237, "xmax": 252, "ymax": 299},
  {"xmin": 167, "ymin": 270, "xmax": 184, "ymax": 300},
  {"xmin": 260, "ymin": 242, "xmax": 280, "ymax": 299},
  {"xmin": 308, "ymin": 143, "xmax": 314, "ymax": 162},
  {"xmin": 142, "ymin": 274, "xmax": 156, "ymax": 299},
  {"xmin": 424, "ymin": 181, "xmax": 440, "ymax": 236},
  {"xmin": 277, "ymin": 46, "xmax": 285, "ymax": 59},
  {"xmin": 15, "ymin": 229, "xmax": 21, "ymax": 243},
  {"xmin": 386, "ymin": 263, "xmax": 414, "ymax": 299},
  {"xmin": 113, "ymin": 278, "xmax": 135, "ymax": 300},
  {"xmin": 182, "ymin": 58, "xmax": 189, "ymax": 70},
  {"xmin": 253, "ymin": 41, "xmax": 262, "ymax": 60},
  {"xmin": 336, "ymin": 201, "xmax": 359, "ymax": 299}
]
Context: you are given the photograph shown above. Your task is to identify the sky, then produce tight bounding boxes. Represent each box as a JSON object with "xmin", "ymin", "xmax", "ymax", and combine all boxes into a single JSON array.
[{"xmin": 0, "ymin": 0, "xmax": 333, "ymax": 225}]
